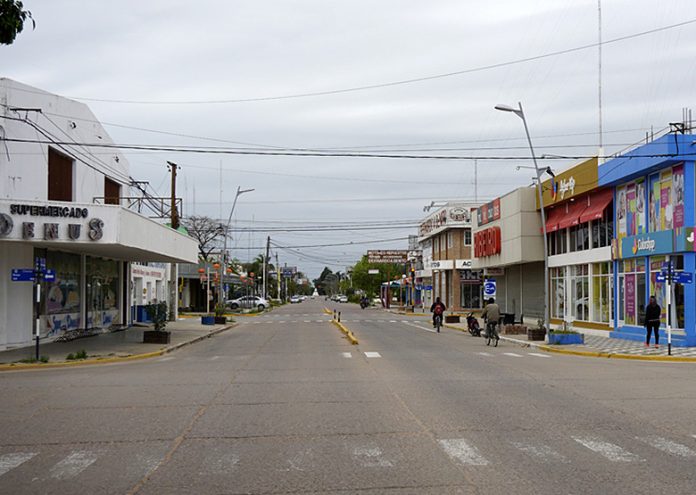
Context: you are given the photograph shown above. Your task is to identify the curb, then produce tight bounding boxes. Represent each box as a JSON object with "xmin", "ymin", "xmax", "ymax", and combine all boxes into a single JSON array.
[
  {"xmin": 330, "ymin": 320, "xmax": 359, "ymax": 345},
  {"xmin": 323, "ymin": 307, "xmax": 333, "ymax": 315},
  {"xmin": 0, "ymin": 324, "xmax": 235, "ymax": 372},
  {"xmin": 443, "ymin": 323, "xmax": 696, "ymax": 362}
]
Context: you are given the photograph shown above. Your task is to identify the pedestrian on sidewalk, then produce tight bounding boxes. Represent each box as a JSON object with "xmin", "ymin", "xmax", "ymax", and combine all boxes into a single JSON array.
[{"xmin": 645, "ymin": 295, "xmax": 661, "ymax": 348}]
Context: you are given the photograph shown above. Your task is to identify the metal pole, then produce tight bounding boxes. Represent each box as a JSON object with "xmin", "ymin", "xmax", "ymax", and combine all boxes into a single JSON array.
[
  {"xmin": 517, "ymin": 102, "xmax": 550, "ymax": 336},
  {"xmin": 219, "ymin": 186, "xmax": 254, "ymax": 308},
  {"xmin": 667, "ymin": 255, "xmax": 672, "ymax": 355}
]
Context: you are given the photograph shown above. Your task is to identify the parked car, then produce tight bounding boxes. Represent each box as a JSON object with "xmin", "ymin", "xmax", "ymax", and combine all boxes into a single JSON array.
[
  {"xmin": 226, "ymin": 296, "xmax": 269, "ymax": 311},
  {"xmin": 338, "ymin": 295, "xmax": 349, "ymax": 303},
  {"xmin": 290, "ymin": 295, "xmax": 302, "ymax": 304}
]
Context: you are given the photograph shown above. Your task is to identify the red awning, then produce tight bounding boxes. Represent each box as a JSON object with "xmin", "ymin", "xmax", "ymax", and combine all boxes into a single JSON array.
[
  {"xmin": 544, "ymin": 205, "xmax": 566, "ymax": 233},
  {"xmin": 557, "ymin": 199, "xmax": 589, "ymax": 230},
  {"xmin": 578, "ymin": 189, "xmax": 613, "ymax": 224}
]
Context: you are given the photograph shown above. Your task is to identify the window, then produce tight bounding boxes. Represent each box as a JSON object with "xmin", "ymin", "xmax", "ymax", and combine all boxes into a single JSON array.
[
  {"xmin": 569, "ymin": 223, "xmax": 589, "ymax": 252},
  {"xmin": 48, "ymin": 147, "xmax": 73, "ymax": 201},
  {"xmin": 649, "ymin": 255, "xmax": 684, "ymax": 329},
  {"xmin": 104, "ymin": 177, "xmax": 121, "ymax": 205},
  {"xmin": 591, "ymin": 262, "xmax": 612, "ymax": 323},
  {"xmin": 621, "ymin": 259, "xmax": 646, "ymax": 326},
  {"xmin": 447, "ymin": 231, "xmax": 454, "ymax": 249},
  {"xmin": 550, "ymin": 267, "xmax": 565, "ymax": 319},
  {"xmin": 571, "ymin": 265, "xmax": 589, "ymax": 321},
  {"xmin": 463, "ymin": 229, "xmax": 472, "ymax": 246},
  {"xmin": 548, "ymin": 230, "xmax": 567, "ymax": 256},
  {"xmin": 591, "ymin": 205, "xmax": 613, "ymax": 249}
]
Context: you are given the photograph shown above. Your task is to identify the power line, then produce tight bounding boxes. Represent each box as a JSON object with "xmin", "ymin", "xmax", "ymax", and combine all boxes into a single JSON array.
[{"xmin": 26, "ymin": 18, "xmax": 694, "ymax": 105}]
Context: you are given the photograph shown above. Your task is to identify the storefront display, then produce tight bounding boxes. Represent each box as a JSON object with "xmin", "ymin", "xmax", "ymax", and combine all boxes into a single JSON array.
[{"xmin": 43, "ymin": 251, "xmax": 82, "ymax": 336}]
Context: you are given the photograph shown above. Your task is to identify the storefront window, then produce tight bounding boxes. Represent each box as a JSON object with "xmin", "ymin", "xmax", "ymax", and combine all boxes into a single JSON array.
[
  {"xmin": 571, "ymin": 265, "xmax": 589, "ymax": 321},
  {"xmin": 647, "ymin": 164, "xmax": 684, "ymax": 233},
  {"xmin": 569, "ymin": 223, "xmax": 589, "ymax": 252},
  {"xmin": 591, "ymin": 262, "xmax": 612, "ymax": 323},
  {"xmin": 550, "ymin": 267, "xmax": 565, "ymax": 319},
  {"xmin": 86, "ymin": 256, "xmax": 120, "ymax": 328},
  {"xmin": 649, "ymin": 255, "xmax": 684, "ymax": 328},
  {"xmin": 591, "ymin": 206, "xmax": 613, "ymax": 249},
  {"xmin": 42, "ymin": 250, "xmax": 82, "ymax": 335},
  {"xmin": 548, "ymin": 230, "xmax": 567, "ymax": 256},
  {"xmin": 622, "ymin": 259, "xmax": 646, "ymax": 326}
]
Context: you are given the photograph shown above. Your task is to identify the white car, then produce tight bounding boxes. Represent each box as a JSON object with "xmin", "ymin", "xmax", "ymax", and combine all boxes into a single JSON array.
[
  {"xmin": 226, "ymin": 296, "xmax": 269, "ymax": 310},
  {"xmin": 290, "ymin": 295, "xmax": 302, "ymax": 304},
  {"xmin": 338, "ymin": 295, "xmax": 349, "ymax": 303}
]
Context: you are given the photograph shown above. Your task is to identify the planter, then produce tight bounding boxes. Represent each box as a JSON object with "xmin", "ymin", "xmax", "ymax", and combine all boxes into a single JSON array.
[
  {"xmin": 527, "ymin": 328, "xmax": 546, "ymax": 341},
  {"xmin": 214, "ymin": 316, "xmax": 227, "ymax": 324},
  {"xmin": 143, "ymin": 330, "xmax": 171, "ymax": 344},
  {"xmin": 444, "ymin": 315, "xmax": 460, "ymax": 323},
  {"xmin": 201, "ymin": 316, "xmax": 215, "ymax": 325},
  {"xmin": 548, "ymin": 332, "xmax": 584, "ymax": 345},
  {"xmin": 504, "ymin": 324, "xmax": 527, "ymax": 335}
]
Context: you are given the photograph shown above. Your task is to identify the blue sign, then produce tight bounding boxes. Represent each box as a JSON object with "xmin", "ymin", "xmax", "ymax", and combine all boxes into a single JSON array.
[
  {"xmin": 483, "ymin": 279, "xmax": 497, "ymax": 298},
  {"xmin": 11, "ymin": 268, "xmax": 36, "ymax": 282},
  {"xmin": 656, "ymin": 273, "xmax": 667, "ymax": 283},
  {"xmin": 676, "ymin": 272, "xmax": 693, "ymax": 284},
  {"xmin": 661, "ymin": 261, "xmax": 673, "ymax": 271},
  {"xmin": 422, "ymin": 285, "xmax": 433, "ymax": 290},
  {"xmin": 619, "ymin": 230, "xmax": 674, "ymax": 259},
  {"xmin": 35, "ymin": 257, "xmax": 46, "ymax": 271},
  {"xmin": 44, "ymin": 269, "xmax": 56, "ymax": 282}
]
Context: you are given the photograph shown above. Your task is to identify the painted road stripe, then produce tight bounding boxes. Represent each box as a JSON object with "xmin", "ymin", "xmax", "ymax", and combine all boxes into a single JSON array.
[
  {"xmin": 404, "ymin": 321, "xmax": 436, "ymax": 333},
  {"xmin": 209, "ymin": 356, "xmax": 220, "ymax": 361},
  {"xmin": 0, "ymin": 452, "xmax": 37, "ymax": 477},
  {"xmin": 573, "ymin": 436, "xmax": 644, "ymax": 462},
  {"xmin": 364, "ymin": 352, "xmax": 381, "ymax": 358},
  {"xmin": 503, "ymin": 353, "xmax": 523, "ymax": 358},
  {"xmin": 477, "ymin": 352, "xmax": 493, "ymax": 357},
  {"xmin": 352, "ymin": 446, "xmax": 393, "ymax": 467},
  {"xmin": 438, "ymin": 439, "xmax": 489, "ymax": 466},
  {"xmin": 511, "ymin": 441, "xmax": 568, "ymax": 463},
  {"xmin": 528, "ymin": 353, "xmax": 551, "ymax": 358},
  {"xmin": 50, "ymin": 450, "xmax": 100, "ymax": 480},
  {"xmin": 158, "ymin": 357, "xmax": 175, "ymax": 362},
  {"xmin": 278, "ymin": 321, "xmax": 286, "ymax": 323},
  {"xmin": 636, "ymin": 436, "xmax": 696, "ymax": 457},
  {"xmin": 342, "ymin": 352, "xmax": 352, "ymax": 358},
  {"xmin": 304, "ymin": 320, "xmax": 311, "ymax": 323}
]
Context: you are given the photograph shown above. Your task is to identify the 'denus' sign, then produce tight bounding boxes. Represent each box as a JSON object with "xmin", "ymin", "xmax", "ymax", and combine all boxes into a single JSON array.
[{"xmin": 474, "ymin": 227, "xmax": 501, "ymax": 258}]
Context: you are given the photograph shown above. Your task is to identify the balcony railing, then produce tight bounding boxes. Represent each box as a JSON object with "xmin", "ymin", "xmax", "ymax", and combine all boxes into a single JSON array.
[{"xmin": 92, "ymin": 196, "xmax": 182, "ymax": 220}]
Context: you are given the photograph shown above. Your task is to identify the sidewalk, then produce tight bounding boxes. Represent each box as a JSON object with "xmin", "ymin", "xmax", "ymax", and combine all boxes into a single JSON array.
[
  {"xmin": 443, "ymin": 320, "xmax": 696, "ymax": 361},
  {"xmin": 0, "ymin": 318, "xmax": 233, "ymax": 370}
]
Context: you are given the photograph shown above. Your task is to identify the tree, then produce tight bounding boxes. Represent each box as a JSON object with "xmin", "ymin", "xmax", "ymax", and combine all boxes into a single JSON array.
[
  {"xmin": 0, "ymin": 0, "xmax": 34, "ymax": 45},
  {"xmin": 350, "ymin": 255, "xmax": 405, "ymax": 297},
  {"xmin": 181, "ymin": 216, "xmax": 224, "ymax": 262}
]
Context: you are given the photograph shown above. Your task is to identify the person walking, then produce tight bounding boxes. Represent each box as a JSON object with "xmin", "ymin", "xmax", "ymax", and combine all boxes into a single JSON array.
[{"xmin": 645, "ymin": 295, "xmax": 661, "ymax": 348}]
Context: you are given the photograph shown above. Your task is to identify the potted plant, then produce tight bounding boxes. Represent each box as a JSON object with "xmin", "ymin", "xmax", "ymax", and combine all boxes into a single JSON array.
[
  {"xmin": 527, "ymin": 318, "xmax": 546, "ymax": 341},
  {"xmin": 201, "ymin": 313, "xmax": 215, "ymax": 325},
  {"xmin": 143, "ymin": 301, "xmax": 171, "ymax": 344},
  {"xmin": 214, "ymin": 303, "xmax": 228, "ymax": 324}
]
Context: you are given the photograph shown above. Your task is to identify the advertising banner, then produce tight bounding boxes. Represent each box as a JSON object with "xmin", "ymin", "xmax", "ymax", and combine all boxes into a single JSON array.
[
  {"xmin": 660, "ymin": 170, "xmax": 673, "ymax": 231},
  {"xmin": 673, "ymin": 164, "xmax": 684, "ymax": 228},
  {"xmin": 617, "ymin": 185, "xmax": 627, "ymax": 237},
  {"xmin": 625, "ymin": 274, "xmax": 636, "ymax": 325},
  {"xmin": 626, "ymin": 183, "xmax": 636, "ymax": 236},
  {"xmin": 367, "ymin": 250, "xmax": 408, "ymax": 264},
  {"xmin": 618, "ymin": 230, "xmax": 674, "ymax": 259}
]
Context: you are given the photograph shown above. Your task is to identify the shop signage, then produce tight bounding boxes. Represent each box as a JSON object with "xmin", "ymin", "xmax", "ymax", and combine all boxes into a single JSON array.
[
  {"xmin": 0, "ymin": 205, "xmax": 104, "ymax": 243},
  {"xmin": 474, "ymin": 226, "xmax": 502, "ymax": 258},
  {"xmin": 430, "ymin": 260, "xmax": 454, "ymax": 270},
  {"xmin": 419, "ymin": 205, "xmax": 473, "ymax": 237},
  {"xmin": 368, "ymin": 250, "xmax": 408, "ymax": 264},
  {"xmin": 368, "ymin": 269, "xmax": 379, "ymax": 274},
  {"xmin": 460, "ymin": 269, "xmax": 482, "ymax": 282},
  {"xmin": 540, "ymin": 157, "xmax": 598, "ymax": 207},
  {"xmin": 455, "ymin": 259, "xmax": 472, "ymax": 269},
  {"xmin": 485, "ymin": 267, "xmax": 505, "ymax": 276},
  {"xmin": 483, "ymin": 279, "xmax": 497, "ymax": 298},
  {"xmin": 550, "ymin": 177, "xmax": 576, "ymax": 201},
  {"xmin": 477, "ymin": 198, "xmax": 501, "ymax": 226},
  {"xmin": 618, "ymin": 230, "xmax": 673, "ymax": 259}
]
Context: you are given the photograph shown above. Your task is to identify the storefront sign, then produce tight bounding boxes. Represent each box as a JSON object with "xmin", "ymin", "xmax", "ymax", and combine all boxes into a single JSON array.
[
  {"xmin": 460, "ymin": 269, "xmax": 482, "ymax": 282},
  {"xmin": 474, "ymin": 226, "xmax": 501, "ymax": 258},
  {"xmin": 455, "ymin": 259, "xmax": 472, "ymax": 269},
  {"xmin": 367, "ymin": 250, "xmax": 408, "ymax": 264},
  {"xmin": 485, "ymin": 267, "xmax": 505, "ymax": 276},
  {"xmin": 419, "ymin": 205, "xmax": 473, "ymax": 237},
  {"xmin": 551, "ymin": 177, "xmax": 576, "ymax": 201},
  {"xmin": 430, "ymin": 260, "xmax": 454, "ymax": 270},
  {"xmin": 0, "ymin": 204, "xmax": 104, "ymax": 243},
  {"xmin": 477, "ymin": 198, "xmax": 501, "ymax": 226},
  {"xmin": 540, "ymin": 157, "xmax": 598, "ymax": 207},
  {"xmin": 618, "ymin": 230, "xmax": 674, "ymax": 259}
]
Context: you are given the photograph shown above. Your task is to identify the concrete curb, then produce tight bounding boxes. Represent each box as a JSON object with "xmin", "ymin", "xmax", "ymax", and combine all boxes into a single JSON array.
[
  {"xmin": 330, "ymin": 320, "xmax": 359, "ymax": 345},
  {"xmin": 443, "ymin": 323, "xmax": 696, "ymax": 362},
  {"xmin": 0, "ymin": 324, "xmax": 236, "ymax": 372},
  {"xmin": 323, "ymin": 307, "xmax": 333, "ymax": 315}
]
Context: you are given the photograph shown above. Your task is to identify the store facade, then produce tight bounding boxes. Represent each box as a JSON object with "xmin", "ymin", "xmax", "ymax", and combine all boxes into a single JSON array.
[
  {"xmin": 0, "ymin": 79, "xmax": 198, "ymax": 350},
  {"xmin": 472, "ymin": 188, "xmax": 544, "ymax": 322},
  {"xmin": 540, "ymin": 158, "xmax": 614, "ymax": 333},
  {"xmin": 599, "ymin": 133, "xmax": 696, "ymax": 346}
]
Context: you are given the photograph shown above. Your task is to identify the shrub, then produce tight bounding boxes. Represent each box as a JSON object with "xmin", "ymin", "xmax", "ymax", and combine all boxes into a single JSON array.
[{"xmin": 145, "ymin": 301, "xmax": 169, "ymax": 332}]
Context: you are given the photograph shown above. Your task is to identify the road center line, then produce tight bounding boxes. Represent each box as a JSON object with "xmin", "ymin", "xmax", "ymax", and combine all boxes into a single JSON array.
[
  {"xmin": 503, "ymin": 353, "xmax": 523, "ymax": 357},
  {"xmin": 364, "ymin": 352, "xmax": 381, "ymax": 358},
  {"xmin": 528, "ymin": 353, "xmax": 551, "ymax": 358}
]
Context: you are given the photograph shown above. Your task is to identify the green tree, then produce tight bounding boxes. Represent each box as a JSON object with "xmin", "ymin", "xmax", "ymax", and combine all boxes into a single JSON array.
[
  {"xmin": 350, "ymin": 255, "xmax": 405, "ymax": 297},
  {"xmin": 0, "ymin": 0, "xmax": 34, "ymax": 45}
]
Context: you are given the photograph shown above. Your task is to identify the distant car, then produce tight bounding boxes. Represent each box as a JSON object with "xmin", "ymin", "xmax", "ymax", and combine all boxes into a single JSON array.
[
  {"xmin": 338, "ymin": 295, "xmax": 348, "ymax": 303},
  {"xmin": 290, "ymin": 295, "xmax": 302, "ymax": 304},
  {"xmin": 300, "ymin": 295, "xmax": 307, "ymax": 301},
  {"xmin": 226, "ymin": 296, "xmax": 269, "ymax": 311}
]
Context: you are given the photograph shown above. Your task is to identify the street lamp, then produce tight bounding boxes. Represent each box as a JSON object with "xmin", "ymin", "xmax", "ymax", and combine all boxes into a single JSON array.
[
  {"xmin": 495, "ymin": 102, "xmax": 550, "ymax": 337},
  {"xmin": 218, "ymin": 186, "xmax": 254, "ymax": 308}
]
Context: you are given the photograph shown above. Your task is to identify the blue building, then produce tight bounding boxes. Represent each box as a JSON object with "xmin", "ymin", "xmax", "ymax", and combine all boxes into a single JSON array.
[{"xmin": 599, "ymin": 133, "xmax": 696, "ymax": 346}]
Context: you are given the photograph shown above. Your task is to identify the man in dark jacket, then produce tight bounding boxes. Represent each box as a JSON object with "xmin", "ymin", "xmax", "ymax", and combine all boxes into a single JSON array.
[
  {"xmin": 645, "ymin": 295, "xmax": 661, "ymax": 348},
  {"xmin": 430, "ymin": 297, "xmax": 446, "ymax": 329}
]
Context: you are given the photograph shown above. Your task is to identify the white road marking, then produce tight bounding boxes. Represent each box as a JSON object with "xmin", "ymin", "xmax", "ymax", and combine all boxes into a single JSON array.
[
  {"xmin": 503, "ymin": 353, "xmax": 523, "ymax": 358},
  {"xmin": 528, "ymin": 353, "xmax": 551, "ymax": 358},
  {"xmin": 342, "ymin": 352, "xmax": 352, "ymax": 358},
  {"xmin": 438, "ymin": 439, "xmax": 489, "ymax": 466},
  {"xmin": 511, "ymin": 441, "xmax": 568, "ymax": 463},
  {"xmin": 209, "ymin": 356, "xmax": 220, "ymax": 361},
  {"xmin": 315, "ymin": 320, "xmax": 324, "ymax": 322},
  {"xmin": 477, "ymin": 352, "xmax": 493, "ymax": 357},
  {"xmin": 210, "ymin": 452, "xmax": 240, "ymax": 474},
  {"xmin": 573, "ymin": 436, "xmax": 644, "ymax": 462},
  {"xmin": 352, "ymin": 446, "xmax": 393, "ymax": 467},
  {"xmin": 636, "ymin": 436, "xmax": 696, "ymax": 457},
  {"xmin": 50, "ymin": 450, "xmax": 101, "ymax": 480},
  {"xmin": 304, "ymin": 320, "xmax": 311, "ymax": 323},
  {"xmin": 158, "ymin": 357, "xmax": 174, "ymax": 362},
  {"xmin": 364, "ymin": 352, "xmax": 381, "ymax": 358},
  {"xmin": 0, "ymin": 452, "xmax": 37, "ymax": 477},
  {"xmin": 389, "ymin": 320, "xmax": 397, "ymax": 323},
  {"xmin": 404, "ymin": 321, "xmax": 436, "ymax": 333},
  {"xmin": 278, "ymin": 321, "xmax": 286, "ymax": 324}
]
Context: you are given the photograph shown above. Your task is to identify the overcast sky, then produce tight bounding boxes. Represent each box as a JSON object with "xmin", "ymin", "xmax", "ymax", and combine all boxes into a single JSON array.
[{"xmin": 2, "ymin": 0, "xmax": 696, "ymax": 278}]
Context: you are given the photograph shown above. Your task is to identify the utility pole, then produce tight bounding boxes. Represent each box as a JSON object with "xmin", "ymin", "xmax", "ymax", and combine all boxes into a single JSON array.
[
  {"xmin": 167, "ymin": 161, "xmax": 179, "ymax": 320},
  {"xmin": 276, "ymin": 253, "xmax": 281, "ymax": 301},
  {"xmin": 167, "ymin": 161, "xmax": 179, "ymax": 229},
  {"xmin": 263, "ymin": 236, "xmax": 270, "ymax": 299}
]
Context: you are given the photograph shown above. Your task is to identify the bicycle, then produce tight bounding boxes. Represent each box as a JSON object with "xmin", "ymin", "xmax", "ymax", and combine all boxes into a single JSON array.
[
  {"xmin": 485, "ymin": 319, "xmax": 500, "ymax": 347},
  {"xmin": 433, "ymin": 313, "xmax": 443, "ymax": 333}
]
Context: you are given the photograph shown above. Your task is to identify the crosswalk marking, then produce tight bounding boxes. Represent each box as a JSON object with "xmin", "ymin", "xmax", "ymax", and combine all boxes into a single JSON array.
[
  {"xmin": 50, "ymin": 450, "xmax": 101, "ymax": 480},
  {"xmin": 503, "ymin": 352, "xmax": 523, "ymax": 358},
  {"xmin": 572, "ymin": 436, "xmax": 644, "ymax": 462},
  {"xmin": 352, "ymin": 446, "xmax": 393, "ymax": 467},
  {"xmin": 342, "ymin": 352, "xmax": 352, "ymax": 358},
  {"xmin": 0, "ymin": 452, "xmax": 36, "ymax": 477},
  {"xmin": 511, "ymin": 441, "xmax": 568, "ymax": 463},
  {"xmin": 209, "ymin": 356, "xmax": 220, "ymax": 361},
  {"xmin": 636, "ymin": 436, "xmax": 696, "ymax": 457},
  {"xmin": 528, "ymin": 353, "xmax": 551, "ymax": 358},
  {"xmin": 389, "ymin": 320, "xmax": 397, "ymax": 323},
  {"xmin": 477, "ymin": 352, "xmax": 493, "ymax": 356},
  {"xmin": 364, "ymin": 352, "xmax": 381, "ymax": 358},
  {"xmin": 438, "ymin": 439, "xmax": 489, "ymax": 466}
]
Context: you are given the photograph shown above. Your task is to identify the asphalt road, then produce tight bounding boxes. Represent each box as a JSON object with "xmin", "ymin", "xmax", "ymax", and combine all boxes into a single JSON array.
[{"xmin": 1, "ymin": 300, "xmax": 695, "ymax": 494}]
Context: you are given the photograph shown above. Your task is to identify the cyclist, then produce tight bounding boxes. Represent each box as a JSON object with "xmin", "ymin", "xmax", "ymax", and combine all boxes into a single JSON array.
[
  {"xmin": 430, "ymin": 297, "xmax": 446, "ymax": 331},
  {"xmin": 480, "ymin": 297, "xmax": 501, "ymax": 342}
]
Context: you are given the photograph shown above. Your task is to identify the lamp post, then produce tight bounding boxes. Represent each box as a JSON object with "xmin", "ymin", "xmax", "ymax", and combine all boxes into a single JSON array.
[
  {"xmin": 218, "ymin": 186, "xmax": 254, "ymax": 308},
  {"xmin": 495, "ymin": 102, "xmax": 550, "ymax": 336}
]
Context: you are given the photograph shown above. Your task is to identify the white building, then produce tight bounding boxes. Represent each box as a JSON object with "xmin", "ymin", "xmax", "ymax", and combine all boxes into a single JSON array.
[{"xmin": 0, "ymin": 79, "xmax": 198, "ymax": 350}]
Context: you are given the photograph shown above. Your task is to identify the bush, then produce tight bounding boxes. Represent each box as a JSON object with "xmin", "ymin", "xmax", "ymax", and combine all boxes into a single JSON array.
[
  {"xmin": 145, "ymin": 301, "xmax": 169, "ymax": 332},
  {"xmin": 66, "ymin": 350, "xmax": 87, "ymax": 361}
]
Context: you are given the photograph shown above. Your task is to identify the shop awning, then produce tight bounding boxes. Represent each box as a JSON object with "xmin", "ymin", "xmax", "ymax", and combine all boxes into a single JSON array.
[
  {"xmin": 544, "ymin": 205, "xmax": 566, "ymax": 233},
  {"xmin": 578, "ymin": 189, "xmax": 613, "ymax": 224},
  {"xmin": 557, "ymin": 199, "xmax": 589, "ymax": 230}
]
